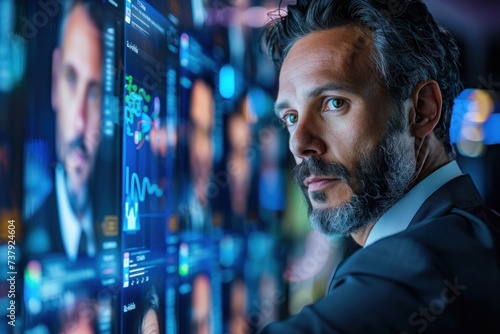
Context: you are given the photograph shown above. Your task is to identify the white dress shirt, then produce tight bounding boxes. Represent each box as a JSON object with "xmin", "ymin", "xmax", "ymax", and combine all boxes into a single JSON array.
[{"xmin": 55, "ymin": 164, "xmax": 96, "ymax": 261}]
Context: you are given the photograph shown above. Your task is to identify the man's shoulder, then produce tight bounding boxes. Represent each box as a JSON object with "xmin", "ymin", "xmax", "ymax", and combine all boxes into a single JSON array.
[
  {"xmin": 24, "ymin": 189, "xmax": 64, "ymax": 256},
  {"xmin": 334, "ymin": 207, "xmax": 500, "ymax": 288},
  {"xmin": 26, "ymin": 189, "xmax": 58, "ymax": 227}
]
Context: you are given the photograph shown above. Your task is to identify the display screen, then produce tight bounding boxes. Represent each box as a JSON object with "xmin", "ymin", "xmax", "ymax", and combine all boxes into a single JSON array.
[
  {"xmin": 122, "ymin": 0, "xmax": 179, "ymax": 333},
  {"xmin": 17, "ymin": 1, "xmax": 287, "ymax": 333},
  {"xmin": 176, "ymin": 30, "xmax": 223, "ymax": 334},
  {"xmin": 22, "ymin": 1, "xmax": 123, "ymax": 332},
  {"xmin": 9, "ymin": 1, "xmax": 500, "ymax": 333}
]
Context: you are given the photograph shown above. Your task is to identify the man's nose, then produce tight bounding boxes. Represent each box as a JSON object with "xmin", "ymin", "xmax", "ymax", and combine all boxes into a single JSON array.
[
  {"xmin": 73, "ymin": 88, "xmax": 89, "ymax": 133},
  {"xmin": 289, "ymin": 114, "xmax": 326, "ymax": 160}
]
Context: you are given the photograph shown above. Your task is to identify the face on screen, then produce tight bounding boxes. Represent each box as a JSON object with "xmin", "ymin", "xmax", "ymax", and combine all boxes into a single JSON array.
[
  {"xmin": 141, "ymin": 309, "xmax": 160, "ymax": 334},
  {"xmin": 52, "ymin": 3, "xmax": 102, "ymax": 211},
  {"xmin": 227, "ymin": 113, "xmax": 251, "ymax": 215},
  {"xmin": 192, "ymin": 274, "xmax": 211, "ymax": 334},
  {"xmin": 230, "ymin": 279, "xmax": 248, "ymax": 334},
  {"xmin": 189, "ymin": 79, "xmax": 214, "ymax": 206}
]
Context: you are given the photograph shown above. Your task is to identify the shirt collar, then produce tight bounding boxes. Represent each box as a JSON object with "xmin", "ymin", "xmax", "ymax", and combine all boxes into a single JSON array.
[
  {"xmin": 55, "ymin": 164, "xmax": 96, "ymax": 260},
  {"xmin": 364, "ymin": 160, "xmax": 463, "ymax": 247}
]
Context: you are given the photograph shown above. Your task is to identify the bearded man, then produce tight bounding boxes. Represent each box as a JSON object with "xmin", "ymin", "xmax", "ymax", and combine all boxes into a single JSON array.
[{"xmin": 261, "ymin": 0, "xmax": 500, "ymax": 332}]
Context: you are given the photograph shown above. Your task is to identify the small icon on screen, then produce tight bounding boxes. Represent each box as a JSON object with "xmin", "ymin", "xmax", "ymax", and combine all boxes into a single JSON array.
[{"xmin": 125, "ymin": 7, "xmax": 131, "ymax": 24}]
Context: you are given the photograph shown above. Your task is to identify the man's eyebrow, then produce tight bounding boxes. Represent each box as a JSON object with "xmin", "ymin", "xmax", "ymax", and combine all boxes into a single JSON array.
[
  {"xmin": 274, "ymin": 100, "xmax": 290, "ymax": 116},
  {"xmin": 274, "ymin": 83, "xmax": 352, "ymax": 116},
  {"xmin": 89, "ymin": 80, "xmax": 102, "ymax": 90},
  {"xmin": 62, "ymin": 63, "xmax": 77, "ymax": 76},
  {"xmin": 306, "ymin": 83, "xmax": 350, "ymax": 99}
]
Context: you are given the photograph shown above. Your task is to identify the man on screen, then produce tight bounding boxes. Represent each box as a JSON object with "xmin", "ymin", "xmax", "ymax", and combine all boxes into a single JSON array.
[
  {"xmin": 181, "ymin": 78, "xmax": 215, "ymax": 233},
  {"xmin": 27, "ymin": 0, "xmax": 103, "ymax": 261},
  {"xmin": 261, "ymin": 0, "xmax": 500, "ymax": 332},
  {"xmin": 192, "ymin": 273, "xmax": 211, "ymax": 334}
]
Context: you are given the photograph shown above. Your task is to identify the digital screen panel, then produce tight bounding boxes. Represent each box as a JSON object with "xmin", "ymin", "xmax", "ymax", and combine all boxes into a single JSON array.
[
  {"xmin": 122, "ymin": 0, "xmax": 180, "ymax": 333},
  {"xmin": 176, "ymin": 30, "xmax": 224, "ymax": 334},
  {"xmin": 22, "ymin": 1, "xmax": 123, "ymax": 332},
  {"xmin": 122, "ymin": 0, "xmax": 178, "ymax": 249},
  {"xmin": 23, "ymin": 257, "xmax": 114, "ymax": 333},
  {"xmin": 220, "ymin": 233, "xmax": 249, "ymax": 334},
  {"xmin": 13, "ymin": 1, "xmax": 292, "ymax": 333},
  {"xmin": 121, "ymin": 248, "xmax": 166, "ymax": 334},
  {"xmin": 177, "ymin": 237, "xmax": 222, "ymax": 334},
  {"xmin": 245, "ymin": 231, "xmax": 283, "ymax": 331},
  {"xmin": 177, "ymin": 31, "xmax": 224, "ymax": 233}
]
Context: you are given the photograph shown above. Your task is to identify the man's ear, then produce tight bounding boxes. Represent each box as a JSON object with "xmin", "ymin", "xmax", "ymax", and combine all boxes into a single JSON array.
[
  {"xmin": 52, "ymin": 47, "xmax": 61, "ymax": 113},
  {"xmin": 411, "ymin": 80, "xmax": 442, "ymax": 138}
]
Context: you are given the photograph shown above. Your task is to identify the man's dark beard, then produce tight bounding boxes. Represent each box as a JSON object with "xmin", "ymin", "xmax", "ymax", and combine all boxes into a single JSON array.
[
  {"xmin": 67, "ymin": 136, "xmax": 90, "ymax": 169},
  {"xmin": 62, "ymin": 165, "xmax": 91, "ymax": 217},
  {"xmin": 292, "ymin": 127, "xmax": 416, "ymax": 237}
]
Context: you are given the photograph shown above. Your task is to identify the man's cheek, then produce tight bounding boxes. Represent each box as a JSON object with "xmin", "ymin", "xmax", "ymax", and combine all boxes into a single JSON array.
[
  {"xmin": 86, "ymin": 125, "xmax": 102, "ymax": 155},
  {"xmin": 324, "ymin": 181, "xmax": 353, "ymax": 207}
]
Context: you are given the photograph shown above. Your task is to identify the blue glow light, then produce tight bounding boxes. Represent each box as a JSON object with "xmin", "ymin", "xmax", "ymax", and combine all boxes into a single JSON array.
[
  {"xmin": 483, "ymin": 113, "xmax": 500, "ymax": 145},
  {"xmin": 450, "ymin": 89, "xmax": 476, "ymax": 143},
  {"xmin": 219, "ymin": 64, "xmax": 235, "ymax": 99},
  {"xmin": 248, "ymin": 87, "xmax": 271, "ymax": 119},
  {"xmin": 450, "ymin": 89, "xmax": 498, "ymax": 146}
]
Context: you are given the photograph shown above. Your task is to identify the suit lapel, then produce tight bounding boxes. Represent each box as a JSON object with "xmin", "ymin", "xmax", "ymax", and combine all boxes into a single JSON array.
[{"xmin": 408, "ymin": 174, "xmax": 483, "ymax": 227}]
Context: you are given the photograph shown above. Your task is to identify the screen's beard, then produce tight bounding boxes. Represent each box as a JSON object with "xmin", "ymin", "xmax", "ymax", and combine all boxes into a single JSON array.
[
  {"xmin": 58, "ymin": 134, "xmax": 93, "ymax": 215},
  {"xmin": 62, "ymin": 164, "xmax": 91, "ymax": 218},
  {"xmin": 292, "ymin": 123, "xmax": 416, "ymax": 237}
]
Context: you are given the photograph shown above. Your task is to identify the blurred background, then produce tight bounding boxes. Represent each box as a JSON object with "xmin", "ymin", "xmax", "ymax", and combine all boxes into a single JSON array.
[{"xmin": 0, "ymin": 0, "xmax": 499, "ymax": 333}]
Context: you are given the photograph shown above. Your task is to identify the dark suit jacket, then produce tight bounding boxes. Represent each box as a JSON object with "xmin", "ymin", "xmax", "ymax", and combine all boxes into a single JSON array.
[
  {"xmin": 25, "ymin": 189, "xmax": 66, "ymax": 256},
  {"xmin": 25, "ymin": 186, "xmax": 101, "ymax": 259},
  {"xmin": 261, "ymin": 175, "xmax": 500, "ymax": 333}
]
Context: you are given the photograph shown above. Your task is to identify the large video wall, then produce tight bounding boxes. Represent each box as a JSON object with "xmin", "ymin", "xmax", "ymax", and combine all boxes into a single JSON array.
[{"xmin": 1, "ymin": 0, "xmax": 288, "ymax": 333}]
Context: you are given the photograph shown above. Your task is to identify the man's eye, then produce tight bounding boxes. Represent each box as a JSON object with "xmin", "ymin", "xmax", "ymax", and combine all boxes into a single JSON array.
[
  {"xmin": 324, "ymin": 98, "xmax": 345, "ymax": 111},
  {"xmin": 88, "ymin": 85, "xmax": 101, "ymax": 100},
  {"xmin": 65, "ymin": 69, "xmax": 76, "ymax": 87},
  {"xmin": 282, "ymin": 113, "xmax": 298, "ymax": 126}
]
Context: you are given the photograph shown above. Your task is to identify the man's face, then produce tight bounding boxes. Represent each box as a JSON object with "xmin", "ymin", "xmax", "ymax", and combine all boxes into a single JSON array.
[
  {"xmin": 189, "ymin": 80, "xmax": 214, "ymax": 206},
  {"xmin": 52, "ymin": 4, "xmax": 102, "ymax": 209},
  {"xmin": 276, "ymin": 26, "xmax": 416, "ymax": 236},
  {"xmin": 192, "ymin": 274, "xmax": 211, "ymax": 334}
]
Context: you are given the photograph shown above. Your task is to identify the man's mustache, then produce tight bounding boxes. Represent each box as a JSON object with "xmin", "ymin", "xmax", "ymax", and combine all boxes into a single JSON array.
[
  {"xmin": 68, "ymin": 136, "xmax": 89, "ymax": 160},
  {"xmin": 292, "ymin": 157, "xmax": 352, "ymax": 190}
]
